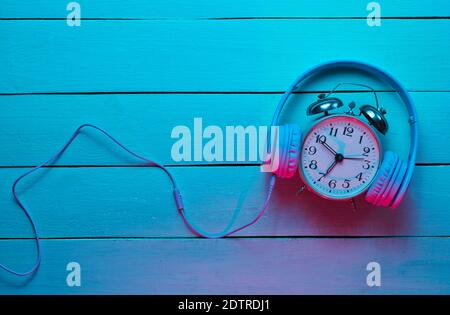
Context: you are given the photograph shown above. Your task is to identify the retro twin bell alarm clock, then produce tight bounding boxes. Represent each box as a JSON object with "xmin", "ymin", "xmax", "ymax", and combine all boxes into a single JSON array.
[
  {"xmin": 268, "ymin": 61, "xmax": 418, "ymax": 209},
  {"xmin": 299, "ymin": 83, "xmax": 386, "ymax": 201}
]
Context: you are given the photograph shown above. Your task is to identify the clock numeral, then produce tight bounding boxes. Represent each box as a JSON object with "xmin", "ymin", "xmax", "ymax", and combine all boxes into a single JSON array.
[
  {"xmin": 318, "ymin": 172, "xmax": 325, "ymax": 182},
  {"xmin": 329, "ymin": 127, "xmax": 338, "ymax": 137},
  {"xmin": 363, "ymin": 160, "xmax": 371, "ymax": 169},
  {"xmin": 363, "ymin": 147, "xmax": 371, "ymax": 156},
  {"xmin": 309, "ymin": 160, "xmax": 318, "ymax": 170},
  {"xmin": 316, "ymin": 135, "xmax": 326, "ymax": 144},
  {"xmin": 308, "ymin": 146, "xmax": 317, "ymax": 155},
  {"xmin": 359, "ymin": 135, "xmax": 363, "ymax": 144},
  {"xmin": 356, "ymin": 172, "xmax": 363, "ymax": 181},
  {"xmin": 342, "ymin": 179, "xmax": 351, "ymax": 189},
  {"xmin": 343, "ymin": 126, "xmax": 353, "ymax": 137},
  {"xmin": 328, "ymin": 180, "xmax": 337, "ymax": 189}
]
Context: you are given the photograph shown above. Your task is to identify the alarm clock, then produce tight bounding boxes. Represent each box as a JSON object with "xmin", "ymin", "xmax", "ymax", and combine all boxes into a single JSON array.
[{"xmin": 299, "ymin": 88, "xmax": 385, "ymax": 200}]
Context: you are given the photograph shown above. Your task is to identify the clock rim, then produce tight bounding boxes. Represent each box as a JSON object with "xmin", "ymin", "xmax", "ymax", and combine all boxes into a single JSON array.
[{"xmin": 299, "ymin": 114, "xmax": 382, "ymax": 201}]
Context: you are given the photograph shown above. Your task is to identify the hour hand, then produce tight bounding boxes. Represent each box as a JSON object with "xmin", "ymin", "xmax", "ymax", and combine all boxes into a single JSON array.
[{"xmin": 320, "ymin": 139, "xmax": 337, "ymax": 155}]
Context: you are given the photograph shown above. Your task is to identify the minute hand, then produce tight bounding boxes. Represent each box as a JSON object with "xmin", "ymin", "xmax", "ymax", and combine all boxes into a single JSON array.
[
  {"xmin": 318, "ymin": 160, "xmax": 337, "ymax": 181},
  {"xmin": 325, "ymin": 160, "xmax": 338, "ymax": 174}
]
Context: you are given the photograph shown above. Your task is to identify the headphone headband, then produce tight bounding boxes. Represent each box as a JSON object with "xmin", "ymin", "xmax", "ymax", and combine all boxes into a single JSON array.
[{"xmin": 270, "ymin": 60, "xmax": 418, "ymax": 206}]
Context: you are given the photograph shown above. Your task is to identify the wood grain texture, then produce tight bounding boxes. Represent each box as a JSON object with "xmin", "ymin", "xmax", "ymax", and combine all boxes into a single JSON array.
[
  {"xmin": 1, "ymin": 1, "xmax": 449, "ymax": 294},
  {"xmin": 2, "ymin": 0, "xmax": 450, "ymax": 18},
  {"xmin": 0, "ymin": 165, "xmax": 449, "ymax": 238},
  {"xmin": 1, "ymin": 238, "xmax": 449, "ymax": 294},
  {"xmin": 0, "ymin": 92, "xmax": 447, "ymax": 165},
  {"xmin": 1, "ymin": 20, "xmax": 449, "ymax": 93}
]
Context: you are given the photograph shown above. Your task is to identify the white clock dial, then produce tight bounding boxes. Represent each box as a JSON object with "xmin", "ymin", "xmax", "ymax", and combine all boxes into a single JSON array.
[{"xmin": 300, "ymin": 115, "xmax": 381, "ymax": 200}]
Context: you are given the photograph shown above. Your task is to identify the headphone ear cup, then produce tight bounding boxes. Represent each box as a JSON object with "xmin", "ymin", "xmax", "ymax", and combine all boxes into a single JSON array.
[
  {"xmin": 386, "ymin": 159, "xmax": 408, "ymax": 208},
  {"xmin": 378, "ymin": 159, "xmax": 407, "ymax": 207},
  {"xmin": 390, "ymin": 165, "xmax": 412, "ymax": 209},
  {"xmin": 285, "ymin": 124, "xmax": 302, "ymax": 178},
  {"xmin": 373, "ymin": 154, "xmax": 399, "ymax": 206},
  {"xmin": 274, "ymin": 124, "xmax": 288, "ymax": 178},
  {"xmin": 366, "ymin": 151, "xmax": 398, "ymax": 205},
  {"xmin": 274, "ymin": 124, "xmax": 302, "ymax": 179}
]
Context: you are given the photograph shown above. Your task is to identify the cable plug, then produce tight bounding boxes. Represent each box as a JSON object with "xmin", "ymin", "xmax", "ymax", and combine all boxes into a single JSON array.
[{"xmin": 173, "ymin": 189, "xmax": 184, "ymax": 212}]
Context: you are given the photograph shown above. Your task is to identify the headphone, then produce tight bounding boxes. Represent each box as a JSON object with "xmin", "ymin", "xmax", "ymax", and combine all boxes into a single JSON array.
[
  {"xmin": 268, "ymin": 60, "xmax": 418, "ymax": 209},
  {"xmin": 0, "ymin": 60, "xmax": 417, "ymax": 277}
]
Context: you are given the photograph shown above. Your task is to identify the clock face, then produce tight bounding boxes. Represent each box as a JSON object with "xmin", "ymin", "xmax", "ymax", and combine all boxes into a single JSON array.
[{"xmin": 300, "ymin": 115, "xmax": 381, "ymax": 200}]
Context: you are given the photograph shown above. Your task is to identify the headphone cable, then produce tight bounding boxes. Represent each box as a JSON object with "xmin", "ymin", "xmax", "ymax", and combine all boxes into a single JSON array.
[{"xmin": 1, "ymin": 124, "xmax": 275, "ymax": 276}]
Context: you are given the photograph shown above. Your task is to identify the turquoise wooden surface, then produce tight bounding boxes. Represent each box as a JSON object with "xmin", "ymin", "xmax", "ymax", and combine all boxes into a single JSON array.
[
  {"xmin": 2, "ymin": 0, "xmax": 450, "ymax": 18},
  {"xmin": 1, "ymin": 238, "xmax": 450, "ymax": 294},
  {"xmin": 0, "ymin": 92, "xmax": 447, "ymax": 165},
  {"xmin": 1, "ymin": 20, "xmax": 449, "ymax": 93},
  {"xmin": 0, "ymin": 166, "xmax": 449, "ymax": 238},
  {"xmin": 0, "ymin": 1, "xmax": 449, "ymax": 294}
]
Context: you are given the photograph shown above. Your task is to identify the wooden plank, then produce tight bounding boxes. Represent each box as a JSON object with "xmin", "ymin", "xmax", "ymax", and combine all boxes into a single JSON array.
[
  {"xmin": 0, "ymin": 92, "xmax": 446, "ymax": 166},
  {"xmin": 0, "ymin": 165, "xmax": 449, "ymax": 238},
  {"xmin": 2, "ymin": 1, "xmax": 449, "ymax": 19},
  {"xmin": 1, "ymin": 20, "xmax": 449, "ymax": 93},
  {"xmin": 0, "ymin": 238, "xmax": 449, "ymax": 294}
]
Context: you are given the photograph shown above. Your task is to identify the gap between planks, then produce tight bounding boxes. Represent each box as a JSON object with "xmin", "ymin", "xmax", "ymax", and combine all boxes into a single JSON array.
[
  {"xmin": 1, "ymin": 17, "xmax": 450, "ymax": 21},
  {"xmin": 2, "ymin": 90, "xmax": 450, "ymax": 96},
  {"xmin": 0, "ymin": 164, "xmax": 448, "ymax": 169},
  {"xmin": 2, "ymin": 235, "xmax": 450, "ymax": 241}
]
